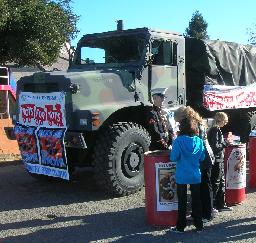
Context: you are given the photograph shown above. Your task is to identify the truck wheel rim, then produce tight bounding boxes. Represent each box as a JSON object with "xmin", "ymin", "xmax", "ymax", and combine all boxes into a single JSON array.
[{"xmin": 122, "ymin": 143, "xmax": 143, "ymax": 178}]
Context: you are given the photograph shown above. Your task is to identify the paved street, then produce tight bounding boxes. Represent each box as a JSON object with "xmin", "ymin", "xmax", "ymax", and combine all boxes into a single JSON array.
[{"xmin": 0, "ymin": 161, "xmax": 256, "ymax": 242}]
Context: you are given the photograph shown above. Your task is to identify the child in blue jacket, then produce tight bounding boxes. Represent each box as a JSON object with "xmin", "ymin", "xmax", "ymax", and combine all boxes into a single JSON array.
[{"xmin": 170, "ymin": 118, "xmax": 205, "ymax": 233}]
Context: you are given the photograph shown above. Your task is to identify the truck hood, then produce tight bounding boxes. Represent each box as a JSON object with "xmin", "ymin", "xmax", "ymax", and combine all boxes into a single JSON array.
[
  {"xmin": 17, "ymin": 68, "xmax": 136, "ymax": 94},
  {"xmin": 16, "ymin": 68, "xmax": 142, "ymax": 131}
]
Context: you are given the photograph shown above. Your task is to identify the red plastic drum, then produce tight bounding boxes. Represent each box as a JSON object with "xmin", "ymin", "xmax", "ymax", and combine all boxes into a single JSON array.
[
  {"xmin": 224, "ymin": 144, "xmax": 246, "ymax": 206},
  {"xmin": 249, "ymin": 136, "xmax": 256, "ymax": 188},
  {"xmin": 144, "ymin": 150, "xmax": 178, "ymax": 226}
]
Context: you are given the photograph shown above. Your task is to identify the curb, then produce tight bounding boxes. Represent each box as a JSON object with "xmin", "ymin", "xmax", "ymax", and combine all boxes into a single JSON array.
[
  {"xmin": 0, "ymin": 154, "xmax": 22, "ymax": 167},
  {"xmin": 0, "ymin": 159, "xmax": 22, "ymax": 167}
]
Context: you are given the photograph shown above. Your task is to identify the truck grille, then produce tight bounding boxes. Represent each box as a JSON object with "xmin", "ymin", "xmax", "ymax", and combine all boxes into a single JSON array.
[{"xmin": 23, "ymin": 83, "xmax": 58, "ymax": 93}]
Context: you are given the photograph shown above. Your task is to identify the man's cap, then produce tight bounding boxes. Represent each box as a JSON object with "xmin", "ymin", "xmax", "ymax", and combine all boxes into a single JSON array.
[{"xmin": 151, "ymin": 88, "xmax": 168, "ymax": 97}]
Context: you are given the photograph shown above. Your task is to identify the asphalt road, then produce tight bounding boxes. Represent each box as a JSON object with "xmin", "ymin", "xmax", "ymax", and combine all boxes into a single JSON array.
[{"xmin": 0, "ymin": 162, "xmax": 256, "ymax": 243}]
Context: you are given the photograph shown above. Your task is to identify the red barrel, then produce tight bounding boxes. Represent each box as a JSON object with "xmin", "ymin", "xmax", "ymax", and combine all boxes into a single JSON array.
[
  {"xmin": 249, "ymin": 136, "xmax": 256, "ymax": 188},
  {"xmin": 144, "ymin": 150, "xmax": 178, "ymax": 226},
  {"xmin": 224, "ymin": 144, "xmax": 246, "ymax": 206}
]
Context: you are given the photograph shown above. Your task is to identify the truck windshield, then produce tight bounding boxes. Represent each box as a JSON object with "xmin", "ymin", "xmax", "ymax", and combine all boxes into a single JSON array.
[{"xmin": 76, "ymin": 35, "xmax": 146, "ymax": 65}]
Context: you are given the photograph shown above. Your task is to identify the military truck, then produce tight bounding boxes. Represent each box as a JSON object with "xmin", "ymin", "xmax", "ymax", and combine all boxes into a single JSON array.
[{"xmin": 14, "ymin": 23, "xmax": 256, "ymax": 196}]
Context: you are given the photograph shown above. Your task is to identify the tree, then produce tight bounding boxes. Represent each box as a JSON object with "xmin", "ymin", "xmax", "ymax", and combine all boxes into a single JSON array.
[
  {"xmin": 184, "ymin": 10, "xmax": 209, "ymax": 39},
  {"xmin": 247, "ymin": 25, "xmax": 256, "ymax": 44},
  {"xmin": 0, "ymin": 0, "xmax": 79, "ymax": 67}
]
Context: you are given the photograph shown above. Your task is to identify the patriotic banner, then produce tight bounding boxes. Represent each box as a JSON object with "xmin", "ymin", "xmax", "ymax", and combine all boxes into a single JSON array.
[
  {"xmin": 37, "ymin": 128, "xmax": 67, "ymax": 169},
  {"xmin": 14, "ymin": 124, "xmax": 39, "ymax": 164},
  {"xmin": 203, "ymin": 83, "xmax": 256, "ymax": 111},
  {"xmin": 18, "ymin": 92, "xmax": 66, "ymax": 128},
  {"xmin": 15, "ymin": 92, "xmax": 69, "ymax": 180}
]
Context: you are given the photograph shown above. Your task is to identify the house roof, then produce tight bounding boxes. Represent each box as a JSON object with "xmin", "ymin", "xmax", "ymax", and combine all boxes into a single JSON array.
[{"xmin": 8, "ymin": 43, "xmax": 70, "ymax": 82}]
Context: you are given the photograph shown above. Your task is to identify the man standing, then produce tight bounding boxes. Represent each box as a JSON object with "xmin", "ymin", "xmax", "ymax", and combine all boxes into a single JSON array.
[{"xmin": 146, "ymin": 88, "xmax": 173, "ymax": 150}]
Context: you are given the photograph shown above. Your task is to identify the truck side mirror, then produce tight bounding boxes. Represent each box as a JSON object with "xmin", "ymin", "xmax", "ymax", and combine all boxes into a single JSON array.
[{"xmin": 69, "ymin": 46, "xmax": 76, "ymax": 65}]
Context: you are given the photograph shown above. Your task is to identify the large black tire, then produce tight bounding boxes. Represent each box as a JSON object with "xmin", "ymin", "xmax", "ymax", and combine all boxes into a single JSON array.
[
  {"xmin": 92, "ymin": 122, "xmax": 151, "ymax": 196},
  {"xmin": 226, "ymin": 110, "xmax": 251, "ymax": 143},
  {"xmin": 236, "ymin": 111, "xmax": 251, "ymax": 143},
  {"xmin": 237, "ymin": 110, "xmax": 256, "ymax": 143}
]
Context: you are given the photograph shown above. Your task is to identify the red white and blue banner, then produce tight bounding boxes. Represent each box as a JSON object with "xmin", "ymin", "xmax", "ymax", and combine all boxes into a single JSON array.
[
  {"xmin": 18, "ymin": 92, "xmax": 66, "ymax": 127},
  {"xmin": 203, "ymin": 83, "xmax": 256, "ymax": 111},
  {"xmin": 14, "ymin": 92, "xmax": 69, "ymax": 180}
]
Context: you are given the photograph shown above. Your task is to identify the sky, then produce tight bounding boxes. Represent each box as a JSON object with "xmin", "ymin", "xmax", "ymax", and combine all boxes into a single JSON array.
[{"xmin": 70, "ymin": 0, "xmax": 256, "ymax": 46}]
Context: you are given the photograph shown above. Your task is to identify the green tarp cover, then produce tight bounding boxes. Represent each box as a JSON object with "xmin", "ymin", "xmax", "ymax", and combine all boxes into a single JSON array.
[{"xmin": 185, "ymin": 38, "xmax": 256, "ymax": 86}]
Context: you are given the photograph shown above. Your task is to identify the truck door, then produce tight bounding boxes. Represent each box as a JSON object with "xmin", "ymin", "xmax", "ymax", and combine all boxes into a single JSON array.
[{"xmin": 150, "ymin": 38, "xmax": 185, "ymax": 107}]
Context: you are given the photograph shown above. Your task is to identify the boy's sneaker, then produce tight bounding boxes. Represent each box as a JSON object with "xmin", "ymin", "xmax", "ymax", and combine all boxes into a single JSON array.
[
  {"xmin": 218, "ymin": 205, "xmax": 233, "ymax": 212},
  {"xmin": 171, "ymin": 227, "xmax": 184, "ymax": 234},
  {"xmin": 212, "ymin": 208, "xmax": 219, "ymax": 215}
]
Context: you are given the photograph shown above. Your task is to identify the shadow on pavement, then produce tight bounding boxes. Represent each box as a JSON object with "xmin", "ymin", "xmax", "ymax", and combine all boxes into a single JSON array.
[
  {"xmin": 1, "ymin": 208, "xmax": 256, "ymax": 243},
  {"xmin": 0, "ymin": 164, "xmax": 113, "ymax": 212}
]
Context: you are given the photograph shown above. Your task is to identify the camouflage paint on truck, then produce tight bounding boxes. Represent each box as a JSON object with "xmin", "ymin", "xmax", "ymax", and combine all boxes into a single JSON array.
[{"xmin": 15, "ymin": 27, "xmax": 186, "ymax": 196}]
